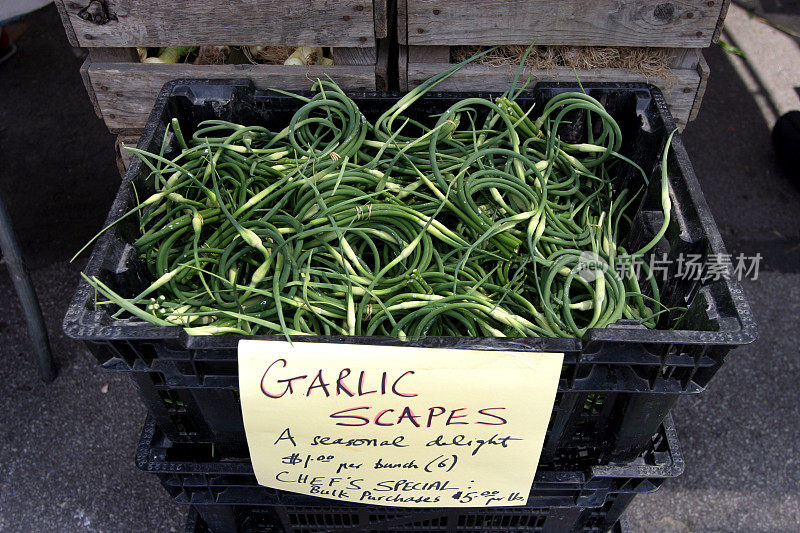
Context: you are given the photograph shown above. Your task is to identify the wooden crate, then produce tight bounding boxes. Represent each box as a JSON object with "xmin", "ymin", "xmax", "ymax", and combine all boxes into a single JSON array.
[
  {"xmin": 55, "ymin": 0, "xmax": 390, "ymax": 134},
  {"xmin": 57, "ymin": 0, "xmax": 388, "ymax": 47},
  {"xmin": 398, "ymin": 0, "xmax": 729, "ymax": 48},
  {"xmin": 82, "ymin": 44, "xmax": 389, "ymax": 134},
  {"xmin": 399, "ymin": 46, "xmax": 709, "ymax": 129},
  {"xmin": 397, "ymin": 0, "xmax": 722, "ymax": 129}
]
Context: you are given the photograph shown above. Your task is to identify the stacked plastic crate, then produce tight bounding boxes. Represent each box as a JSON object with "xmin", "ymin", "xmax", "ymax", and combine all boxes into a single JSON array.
[
  {"xmin": 57, "ymin": 2, "xmax": 756, "ymax": 531},
  {"xmin": 63, "ymin": 72, "xmax": 755, "ymax": 531}
]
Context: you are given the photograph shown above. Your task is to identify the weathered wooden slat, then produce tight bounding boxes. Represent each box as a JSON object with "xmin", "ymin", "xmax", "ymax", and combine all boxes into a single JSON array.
[
  {"xmin": 397, "ymin": 0, "xmax": 408, "ymax": 44},
  {"xmin": 669, "ymin": 48, "xmax": 702, "ymax": 69},
  {"xmin": 334, "ymin": 47, "xmax": 378, "ymax": 65},
  {"xmin": 375, "ymin": 39, "xmax": 391, "ymax": 91},
  {"xmin": 56, "ymin": 0, "xmax": 376, "ymax": 48},
  {"xmin": 713, "ymin": 0, "xmax": 732, "ymax": 43},
  {"xmin": 406, "ymin": 0, "xmax": 727, "ymax": 48},
  {"xmin": 399, "ymin": 45, "xmax": 409, "ymax": 91},
  {"xmin": 374, "ymin": 0, "xmax": 390, "ymax": 39},
  {"xmin": 80, "ymin": 49, "xmax": 139, "ymax": 121},
  {"xmin": 88, "ymin": 63, "xmax": 377, "ymax": 133},
  {"xmin": 116, "ymin": 135, "xmax": 141, "ymax": 177},
  {"xmin": 406, "ymin": 62, "xmax": 702, "ymax": 128},
  {"xmin": 408, "ymin": 45, "xmax": 449, "ymax": 63},
  {"xmin": 78, "ymin": 56, "xmax": 102, "ymax": 120},
  {"xmin": 689, "ymin": 51, "xmax": 710, "ymax": 122},
  {"xmin": 54, "ymin": 0, "xmax": 78, "ymax": 46}
]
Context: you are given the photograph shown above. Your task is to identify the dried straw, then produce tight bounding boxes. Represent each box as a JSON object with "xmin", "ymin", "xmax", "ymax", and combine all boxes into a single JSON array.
[
  {"xmin": 451, "ymin": 46, "xmax": 675, "ymax": 85},
  {"xmin": 254, "ymin": 46, "xmax": 296, "ymax": 65},
  {"xmin": 194, "ymin": 46, "xmax": 230, "ymax": 65}
]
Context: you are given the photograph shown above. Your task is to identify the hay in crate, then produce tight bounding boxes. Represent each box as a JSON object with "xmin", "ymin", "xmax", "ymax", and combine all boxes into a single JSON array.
[
  {"xmin": 195, "ymin": 46, "xmax": 231, "ymax": 65},
  {"xmin": 158, "ymin": 46, "xmax": 328, "ymax": 65},
  {"xmin": 451, "ymin": 46, "xmax": 676, "ymax": 85},
  {"xmin": 248, "ymin": 46, "xmax": 296, "ymax": 65}
]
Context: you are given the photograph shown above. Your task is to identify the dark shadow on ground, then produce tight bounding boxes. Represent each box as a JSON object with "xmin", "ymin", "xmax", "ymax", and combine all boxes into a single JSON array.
[
  {"xmin": 682, "ymin": 44, "xmax": 800, "ymax": 274},
  {"xmin": 0, "ymin": 4, "xmax": 119, "ymax": 270}
]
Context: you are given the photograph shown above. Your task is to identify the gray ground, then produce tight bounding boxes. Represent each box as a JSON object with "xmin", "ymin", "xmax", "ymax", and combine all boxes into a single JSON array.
[{"xmin": 0, "ymin": 4, "xmax": 799, "ymax": 532}]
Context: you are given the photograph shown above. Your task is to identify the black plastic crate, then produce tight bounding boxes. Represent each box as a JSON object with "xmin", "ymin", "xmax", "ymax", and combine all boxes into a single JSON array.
[
  {"xmin": 185, "ymin": 501, "xmax": 633, "ymax": 533},
  {"xmin": 64, "ymin": 80, "xmax": 755, "ymax": 464},
  {"xmin": 138, "ymin": 415, "xmax": 681, "ymax": 512},
  {"xmin": 123, "ymin": 363, "xmax": 688, "ymax": 466}
]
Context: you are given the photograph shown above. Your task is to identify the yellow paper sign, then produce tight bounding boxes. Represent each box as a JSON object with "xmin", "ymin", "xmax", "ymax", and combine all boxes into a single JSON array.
[{"xmin": 238, "ymin": 341, "xmax": 563, "ymax": 508}]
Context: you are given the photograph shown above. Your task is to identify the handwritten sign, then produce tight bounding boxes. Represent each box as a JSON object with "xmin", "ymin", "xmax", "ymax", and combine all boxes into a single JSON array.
[{"xmin": 238, "ymin": 341, "xmax": 562, "ymax": 508}]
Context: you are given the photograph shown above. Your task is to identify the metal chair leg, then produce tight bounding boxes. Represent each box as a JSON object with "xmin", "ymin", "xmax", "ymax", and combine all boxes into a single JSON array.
[{"xmin": 0, "ymin": 192, "xmax": 56, "ymax": 382}]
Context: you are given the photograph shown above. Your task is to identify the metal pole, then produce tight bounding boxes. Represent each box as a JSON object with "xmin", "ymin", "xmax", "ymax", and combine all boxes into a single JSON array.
[{"xmin": 0, "ymin": 191, "xmax": 56, "ymax": 382}]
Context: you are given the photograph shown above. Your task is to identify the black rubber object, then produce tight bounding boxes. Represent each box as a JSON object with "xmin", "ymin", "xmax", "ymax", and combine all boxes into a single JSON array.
[{"xmin": 772, "ymin": 110, "xmax": 800, "ymax": 182}]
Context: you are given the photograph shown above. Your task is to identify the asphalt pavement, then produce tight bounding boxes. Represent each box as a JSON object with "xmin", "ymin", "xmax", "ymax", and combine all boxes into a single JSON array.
[{"xmin": 0, "ymin": 4, "xmax": 799, "ymax": 532}]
